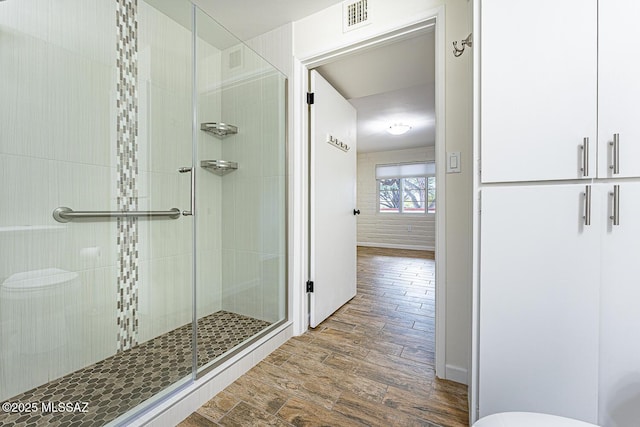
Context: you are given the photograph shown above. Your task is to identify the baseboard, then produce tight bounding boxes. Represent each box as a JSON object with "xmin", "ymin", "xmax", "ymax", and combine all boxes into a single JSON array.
[
  {"xmin": 445, "ymin": 364, "xmax": 468, "ymax": 385},
  {"xmin": 121, "ymin": 322, "xmax": 293, "ymax": 426},
  {"xmin": 357, "ymin": 242, "xmax": 435, "ymax": 251}
]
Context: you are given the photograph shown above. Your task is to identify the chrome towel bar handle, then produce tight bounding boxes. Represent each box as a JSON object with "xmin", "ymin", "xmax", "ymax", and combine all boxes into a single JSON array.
[{"xmin": 52, "ymin": 207, "xmax": 181, "ymax": 223}]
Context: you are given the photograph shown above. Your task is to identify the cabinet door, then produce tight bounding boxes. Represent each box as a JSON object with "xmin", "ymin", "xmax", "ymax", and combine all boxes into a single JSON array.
[
  {"xmin": 599, "ymin": 183, "xmax": 640, "ymax": 426},
  {"xmin": 479, "ymin": 185, "xmax": 600, "ymax": 423},
  {"xmin": 480, "ymin": 0, "xmax": 597, "ymax": 183},
  {"xmin": 598, "ymin": 1, "xmax": 640, "ymax": 178}
]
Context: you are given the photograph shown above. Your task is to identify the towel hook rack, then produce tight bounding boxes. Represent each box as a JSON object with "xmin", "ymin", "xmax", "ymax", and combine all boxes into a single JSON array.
[{"xmin": 453, "ymin": 33, "xmax": 473, "ymax": 57}]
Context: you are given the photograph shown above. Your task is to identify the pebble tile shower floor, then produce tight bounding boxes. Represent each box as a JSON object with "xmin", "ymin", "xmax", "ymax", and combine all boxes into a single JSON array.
[{"xmin": 0, "ymin": 311, "xmax": 271, "ymax": 427}]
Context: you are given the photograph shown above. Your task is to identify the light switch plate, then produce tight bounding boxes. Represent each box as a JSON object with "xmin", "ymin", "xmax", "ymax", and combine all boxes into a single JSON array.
[{"xmin": 447, "ymin": 151, "xmax": 461, "ymax": 173}]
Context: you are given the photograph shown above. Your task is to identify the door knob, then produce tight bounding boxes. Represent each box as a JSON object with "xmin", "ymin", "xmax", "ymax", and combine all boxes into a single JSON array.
[{"xmin": 353, "ymin": 209, "xmax": 360, "ymax": 215}]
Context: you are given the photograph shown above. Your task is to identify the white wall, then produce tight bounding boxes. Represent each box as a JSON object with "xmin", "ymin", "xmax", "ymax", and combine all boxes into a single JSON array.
[
  {"xmin": 357, "ymin": 147, "xmax": 435, "ymax": 250},
  {"xmin": 294, "ymin": 0, "xmax": 473, "ymax": 384}
]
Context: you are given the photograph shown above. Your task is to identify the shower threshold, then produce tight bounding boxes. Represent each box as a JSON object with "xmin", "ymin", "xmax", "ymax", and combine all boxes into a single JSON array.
[{"xmin": 0, "ymin": 311, "xmax": 271, "ymax": 427}]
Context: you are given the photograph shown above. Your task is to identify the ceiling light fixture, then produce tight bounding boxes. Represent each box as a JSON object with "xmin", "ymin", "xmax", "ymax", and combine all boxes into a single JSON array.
[{"xmin": 387, "ymin": 123, "xmax": 411, "ymax": 136}]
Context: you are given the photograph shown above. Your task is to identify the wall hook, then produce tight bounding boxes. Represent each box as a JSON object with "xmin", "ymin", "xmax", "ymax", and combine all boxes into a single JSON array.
[{"xmin": 453, "ymin": 33, "xmax": 473, "ymax": 57}]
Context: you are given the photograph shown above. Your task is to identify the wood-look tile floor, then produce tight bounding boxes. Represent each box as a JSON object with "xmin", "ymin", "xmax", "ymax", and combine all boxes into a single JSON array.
[{"xmin": 179, "ymin": 247, "xmax": 469, "ymax": 427}]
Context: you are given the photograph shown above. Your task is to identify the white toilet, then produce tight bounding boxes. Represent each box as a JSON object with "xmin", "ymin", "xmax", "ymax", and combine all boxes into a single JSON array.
[
  {"xmin": 474, "ymin": 412, "xmax": 600, "ymax": 427},
  {"xmin": 0, "ymin": 268, "xmax": 82, "ymax": 401}
]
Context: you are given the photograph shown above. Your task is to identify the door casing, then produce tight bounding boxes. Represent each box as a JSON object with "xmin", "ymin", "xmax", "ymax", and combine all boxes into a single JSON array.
[{"xmin": 291, "ymin": 8, "xmax": 447, "ymax": 380}]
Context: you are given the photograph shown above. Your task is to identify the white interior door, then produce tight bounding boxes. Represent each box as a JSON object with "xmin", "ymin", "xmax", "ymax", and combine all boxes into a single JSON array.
[{"xmin": 309, "ymin": 70, "xmax": 357, "ymax": 328}]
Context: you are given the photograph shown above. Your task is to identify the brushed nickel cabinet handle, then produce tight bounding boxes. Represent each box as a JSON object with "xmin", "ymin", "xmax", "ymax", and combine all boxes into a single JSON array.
[
  {"xmin": 584, "ymin": 185, "xmax": 591, "ymax": 226},
  {"xmin": 610, "ymin": 133, "xmax": 620, "ymax": 174},
  {"xmin": 581, "ymin": 137, "xmax": 589, "ymax": 177},
  {"xmin": 610, "ymin": 185, "xmax": 620, "ymax": 226}
]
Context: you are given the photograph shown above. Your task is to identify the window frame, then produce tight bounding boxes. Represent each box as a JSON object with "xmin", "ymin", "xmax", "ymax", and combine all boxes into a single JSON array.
[{"xmin": 377, "ymin": 173, "xmax": 436, "ymax": 215}]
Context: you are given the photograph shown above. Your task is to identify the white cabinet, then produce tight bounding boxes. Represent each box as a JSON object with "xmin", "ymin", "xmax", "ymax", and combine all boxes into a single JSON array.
[
  {"xmin": 598, "ymin": 182, "xmax": 640, "ymax": 426},
  {"xmin": 480, "ymin": 0, "xmax": 597, "ymax": 183},
  {"xmin": 597, "ymin": 0, "xmax": 640, "ymax": 178},
  {"xmin": 481, "ymin": 0, "xmax": 640, "ymax": 183},
  {"xmin": 479, "ymin": 182, "xmax": 640, "ymax": 424},
  {"xmin": 479, "ymin": 184, "xmax": 601, "ymax": 422},
  {"xmin": 477, "ymin": 1, "xmax": 640, "ymax": 425}
]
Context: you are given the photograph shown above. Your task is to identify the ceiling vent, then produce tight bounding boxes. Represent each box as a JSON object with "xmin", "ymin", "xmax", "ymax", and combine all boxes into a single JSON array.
[
  {"xmin": 343, "ymin": 0, "xmax": 370, "ymax": 33},
  {"xmin": 226, "ymin": 47, "xmax": 243, "ymax": 70}
]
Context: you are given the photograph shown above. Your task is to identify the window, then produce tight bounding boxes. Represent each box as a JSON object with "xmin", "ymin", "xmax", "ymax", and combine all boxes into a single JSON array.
[{"xmin": 376, "ymin": 162, "xmax": 435, "ymax": 214}]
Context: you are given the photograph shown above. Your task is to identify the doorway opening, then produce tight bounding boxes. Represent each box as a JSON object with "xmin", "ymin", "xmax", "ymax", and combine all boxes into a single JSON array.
[{"xmin": 300, "ymin": 13, "xmax": 446, "ymax": 378}]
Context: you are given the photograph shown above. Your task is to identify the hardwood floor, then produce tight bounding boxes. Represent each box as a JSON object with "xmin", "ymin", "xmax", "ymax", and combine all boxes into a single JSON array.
[{"xmin": 179, "ymin": 246, "xmax": 469, "ymax": 427}]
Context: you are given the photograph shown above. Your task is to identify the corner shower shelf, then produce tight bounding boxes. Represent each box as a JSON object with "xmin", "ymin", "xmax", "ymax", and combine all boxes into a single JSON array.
[
  {"xmin": 200, "ymin": 122, "xmax": 238, "ymax": 138},
  {"xmin": 201, "ymin": 160, "xmax": 238, "ymax": 176}
]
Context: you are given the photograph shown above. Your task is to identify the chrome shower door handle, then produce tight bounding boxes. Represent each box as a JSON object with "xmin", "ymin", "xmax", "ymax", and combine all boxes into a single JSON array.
[
  {"xmin": 610, "ymin": 185, "xmax": 620, "ymax": 226},
  {"xmin": 179, "ymin": 166, "xmax": 194, "ymax": 216},
  {"xmin": 610, "ymin": 133, "xmax": 620, "ymax": 175},
  {"xmin": 583, "ymin": 185, "xmax": 591, "ymax": 226},
  {"xmin": 580, "ymin": 137, "xmax": 589, "ymax": 177}
]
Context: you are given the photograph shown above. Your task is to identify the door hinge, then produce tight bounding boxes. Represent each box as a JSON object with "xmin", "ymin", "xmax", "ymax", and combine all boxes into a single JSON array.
[
  {"xmin": 306, "ymin": 280, "xmax": 314, "ymax": 293},
  {"xmin": 306, "ymin": 92, "xmax": 315, "ymax": 105}
]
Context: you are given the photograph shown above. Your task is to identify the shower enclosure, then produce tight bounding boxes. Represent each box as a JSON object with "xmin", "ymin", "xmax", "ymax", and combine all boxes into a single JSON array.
[{"xmin": 0, "ymin": 0, "xmax": 287, "ymax": 425}]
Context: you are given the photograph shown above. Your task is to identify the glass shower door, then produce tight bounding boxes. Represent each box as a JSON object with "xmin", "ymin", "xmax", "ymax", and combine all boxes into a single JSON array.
[
  {"xmin": 194, "ymin": 7, "xmax": 288, "ymax": 374},
  {"xmin": 0, "ymin": 0, "xmax": 195, "ymax": 424}
]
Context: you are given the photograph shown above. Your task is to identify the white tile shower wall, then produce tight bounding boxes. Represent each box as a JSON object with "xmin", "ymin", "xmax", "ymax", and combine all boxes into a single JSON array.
[
  {"xmin": 357, "ymin": 147, "xmax": 436, "ymax": 250},
  {"xmin": 219, "ymin": 67, "xmax": 286, "ymax": 322},
  {"xmin": 196, "ymin": 38, "xmax": 223, "ymax": 319},
  {"xmin": 0, "ymin": 22, "xmax": 113, "ymax": 166},
  {"xmin": 79, "ymin": 266, "xmax": 119, "ymax": 363},
  {"xmin": 245, "ymin": 23, "xmax": 294, "ymax": 78},
  {"xmin": 246, "ymin": 25, "xmax": 290, "ymax": 325},
  {"xmin": 136, "ymin": 1, "xmax": 195, "ymax": 344},
  {"xmin": 0, "ymin": 0, "xmax": 115, "ymax": 68},
  {"xmin": 0, "ymin": 0, "xmax": 118, "ymax": 401}
]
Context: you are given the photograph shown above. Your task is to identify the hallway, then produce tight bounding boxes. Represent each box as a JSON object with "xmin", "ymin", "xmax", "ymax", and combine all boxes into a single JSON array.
[{"xmin": 180, "ymin": 247, "xmax": 469, "ymax": 426}]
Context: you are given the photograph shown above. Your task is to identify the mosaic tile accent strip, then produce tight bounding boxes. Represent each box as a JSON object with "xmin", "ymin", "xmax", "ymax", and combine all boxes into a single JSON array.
[
  {"xmin": 0, "ymin": 311, "xmax": 271, "ymax": 427},
  {"xmin": 116, "ymin": 0, "xmax": 140, "ymax": 352}
]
